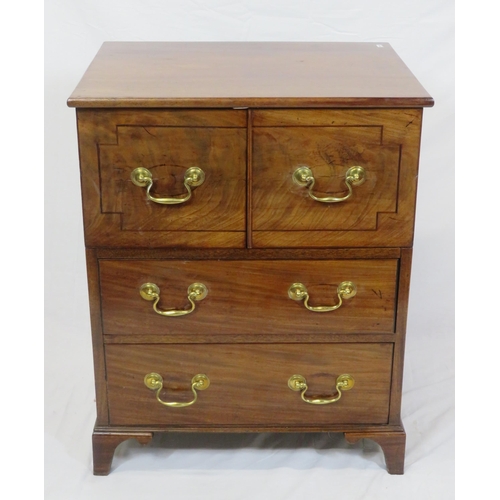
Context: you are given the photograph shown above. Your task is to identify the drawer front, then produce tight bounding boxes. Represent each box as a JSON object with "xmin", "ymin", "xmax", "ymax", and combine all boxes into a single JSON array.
[
  {"xmin": 251, "ymin": 109, "xmax": 422, "ymax": 248},
  {"xmin": 77, "ymin": 109, "xmax": 247, "ymax": 248},
  {"xmin": 100, "ymin": 259, "xmax": 398, "ymax": 336},
  {"xmin": 106, "ymin": 343, "xmax": 393, "ymax": 426}
]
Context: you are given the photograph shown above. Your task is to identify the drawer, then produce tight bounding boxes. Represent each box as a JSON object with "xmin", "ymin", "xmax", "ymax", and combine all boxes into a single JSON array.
[
  {"xmin": 77, "ymin": 109, "xmax": 247, "ymax": 247},
  {"xmin": 251, "ymin": 109, "xmax": 422, "ymax": 248},
  {"xmin": 106, "ymin": 343, "xmax": 393, "ymax": 426},
  {"xmin": 100, "ymin": 258, "xmax": 398, "ymax": 336}
]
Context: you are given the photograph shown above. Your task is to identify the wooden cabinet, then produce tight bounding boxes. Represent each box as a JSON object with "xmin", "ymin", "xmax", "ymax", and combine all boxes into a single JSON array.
[{"xmin": 68, "ymin": 42, "xmax": 433, "ymax": 475}]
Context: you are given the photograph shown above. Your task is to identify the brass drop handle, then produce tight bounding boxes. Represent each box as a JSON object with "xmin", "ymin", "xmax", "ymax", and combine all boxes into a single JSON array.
[
  {"xmin": 144, "ymin": 373, "xmax": 210, "ymax": 408},
  {"xmin": 288, "ymin": 281, "xmax": 356, "ymax": 312},
  {"xmin": 288, "ymin": 374, "xmax": 355, "ymax": 405},
  {"xmin": 140, "ymin": 282, "xmax": 208, "ymax": 317},
  {"xmin": 293, "ymin": 165, "xmax": 365, "ymax": 203},
  {"xmin": 131, "ymin": 166, "xmax": 205, "ymax": 204}
]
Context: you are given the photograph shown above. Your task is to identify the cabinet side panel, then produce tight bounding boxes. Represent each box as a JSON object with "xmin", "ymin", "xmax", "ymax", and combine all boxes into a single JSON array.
[
  {"xmin": 388, "ymin": 247, "xmax": 413, "ymax": 424},
  {"xmin": 85, "ymin": 248, "xmax": 109, "ymax": 425}
]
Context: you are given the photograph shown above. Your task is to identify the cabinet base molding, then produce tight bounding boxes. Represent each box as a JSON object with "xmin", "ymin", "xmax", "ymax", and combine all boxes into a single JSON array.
[
  {"xmin": 92, "ymin": 429, "xmax": 153, "ymax": 476},
  {"xmin": 92, "ymin": 424, "xmax": 406, "ymax": 475},
  {"xmin": 344, "ymin": 425, "xmax": 406, "ymax": 475}
]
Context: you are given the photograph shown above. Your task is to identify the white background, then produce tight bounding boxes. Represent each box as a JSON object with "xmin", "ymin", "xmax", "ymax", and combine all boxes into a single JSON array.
[{"xmin": 41, "ymin": 1, "xmax": 457, "ymax": 498}]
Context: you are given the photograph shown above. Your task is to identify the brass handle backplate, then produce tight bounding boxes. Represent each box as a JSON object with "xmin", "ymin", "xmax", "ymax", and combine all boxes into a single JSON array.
[
  {"xmin": 140, "ymin": 282, "xmax": 208, "ymax": 317},
  {"xmin": 288, "ymin": 374, "xmax": 355, "ymax": 405},
  {"xmin": 288, "ymin": 281, "xmax": 356, "ymax": 312},
  {"xmin": 131, "ymin": 166, "xmax": 205, "ymax": 204},
  {"xmin": 293, "ymin": 165, "xmax": 365, "ymax": 203},
  {"xmin": 144, "ymin": 372, "xmax": 210, "ymax": 408}
]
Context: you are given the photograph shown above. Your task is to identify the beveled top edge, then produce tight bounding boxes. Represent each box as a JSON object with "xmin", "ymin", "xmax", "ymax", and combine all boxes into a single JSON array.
[
  {"xmin": 68, "ymin": 41, "xmax": 434, "ymax": 108},
  {"xmin": 67, "ymin": 97, "xmax": 434, "ymax": 108}
]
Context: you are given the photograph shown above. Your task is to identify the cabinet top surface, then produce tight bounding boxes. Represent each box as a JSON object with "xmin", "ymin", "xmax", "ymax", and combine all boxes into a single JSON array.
[{"xmin": 67, "ymin": 42, "xmax": 433, "ymax": 108}]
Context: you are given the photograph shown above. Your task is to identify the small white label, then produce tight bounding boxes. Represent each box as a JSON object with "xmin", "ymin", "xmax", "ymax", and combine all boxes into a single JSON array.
[{"xmin": 376, "ymin": 44, "xmax": 384, "ymax": 48}]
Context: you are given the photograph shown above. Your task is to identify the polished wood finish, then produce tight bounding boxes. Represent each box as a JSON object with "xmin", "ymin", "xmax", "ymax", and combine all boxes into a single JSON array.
[
  {"xmin": 252, "ymin": 109, "xmax": 423, "ymax": 248},
  {"xmin": 69, "ymin": 42, "xmax": 432, "ymax": 475},
  {"xmin": 68, "ymin": 42, "xmax": 433, "ymax": 108},
  {"xmin": 103, "ymin": 333, "xmax": 398, "ymax": 345},
  {"xmin": 95, "ymin": 247, "xmax": 402, "ymax": 260},
  {"xmin": 345, "ymin": 427, "xmax": 406, "ymax": 475},
  {"xmin": 389, "ymin": 248, "xmax": 413, "ymax": 423},
  {"xmin": 246, "ymin": 109, "xmax": 254, "ymax": 248},
  {"xmin": 92, "ymin": 429, "xmax": 153, "ymax": 475},
  {"xmin": 99, "ymin": 259, "xmax": 398, "ymax": 335},
  {"xmin": 105, "ymin": 343, "xmax": 393, "ymax": 426},
  {"xmin": 77, "ymin": 109, "xmax": 246, "ymax": 248},
  {"xmin": 85, "ymin": 248, "xmax": 108, "ymax": 425}
]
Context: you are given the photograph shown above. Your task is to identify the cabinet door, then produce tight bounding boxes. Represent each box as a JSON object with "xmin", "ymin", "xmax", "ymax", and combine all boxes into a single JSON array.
[
  {"xmin": 252, "ymin": 109, "xmax": 422, "ymax": 248},
  {"xmin": 77, "ymin": 109, "xmax": 247, "ymax": 248}
]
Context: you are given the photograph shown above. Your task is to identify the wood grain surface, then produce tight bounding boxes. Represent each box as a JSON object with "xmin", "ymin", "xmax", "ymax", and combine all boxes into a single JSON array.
[
  {"xmin": 76, "ymin": 107, "xmax": 422, "ymax": 248},
  {"xmin": 105, "ymin": 343, "xmax": 393, "ymax": 426},
  {"xmin": 345, "ymin": 427, "xmax": 406, "ymax": 474},
  {"xmin": 76, "ymin": 109, "xmax": 246, "ymax": 248},
  {"xmin": 252, "ymin": 109, "xmax": 423, "ymax": 248},
  {"xmin": 99, "ymin": 258, "xmax": 398, "ymax": 335},
  {"xmin": 252, "ymin": 127, "xmax": 398, "ymax": 230},
  {"xmin": 92, "ymin": 430, "xmax": 153, "ymax": 475},
  {"xmin": 68, "ymin": 42, "xmax": 433, "ymax": 108}
]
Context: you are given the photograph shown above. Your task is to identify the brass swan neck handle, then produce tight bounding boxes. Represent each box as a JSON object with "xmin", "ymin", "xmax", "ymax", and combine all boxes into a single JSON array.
[
  {"xmin": 288, "ymin": 281, "xmax": 356, "ymax": 313},
  {"xmin": 144, "ymin": 373, "xmax": 210, "ymax": 408},
  {"xmin": 293, "ymin": 165, "xmax": 365, "ymax": 203},
  {"xmin": 140, "ymin": 282, "xmax": 208, "ymax": 317},
  {"xmin": 131, "ymin": 166, "xmax": 205, "ymax": 205},
  {"xmin": 288, "ymin": 374, "xmax": 355, "ymax": 405}
]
